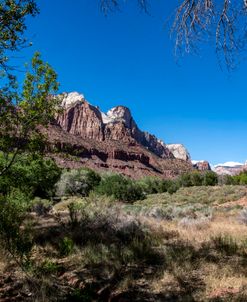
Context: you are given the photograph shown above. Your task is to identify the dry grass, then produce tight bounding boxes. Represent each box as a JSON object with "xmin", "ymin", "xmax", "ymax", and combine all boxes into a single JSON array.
[
  {"xmin": 1, "ymin": 185, "xmax": 247, "ymax": 301},
  {"xmin": 203, "ymin": 263, "xmax": 247, "ymax": 298}
]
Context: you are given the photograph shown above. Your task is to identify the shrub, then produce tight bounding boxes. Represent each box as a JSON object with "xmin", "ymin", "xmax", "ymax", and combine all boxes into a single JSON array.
[
  {"xmin": 217, "ymin": 174, "xmax": 235, "ymax": 185},
  {"xmin": 178, "ymin": 216, "xmax": 211, "ymax": 230},
  {"xmin": 167, "ymin": 181, "xmax": 180, "ymax": 194},
  {"xmin": 233, "ymin": 171, "xmax": 247, "ymax": 185},
  {"xmin": 178, "ymin": 173, "xmax": 193, "ymax": 187},
  {"xmin": 0, "ymin": 190, "xmax": 33, "ymax": 266},
  {"xmin": 190, "ymin": 171, "xmax": 204, "ymax": 186},
  {"xmin": 137, "ymin": 177, "xmax": 182, "ymax": 195},
  {"xmin": 212, "ymin": 234, "xmax": 239, "ymax": 255},
  {"xmin": 203, "ymin": 171, "xmax": 218, "ymax": 186},
  {"xmin": 59, "ymin": 237, "xmax": 74, "ymax": 256},
  {"xmin": 31, "ymin": 197, "xmax": 52, "ymax": 216},
  {"xmin": 37, "ymin": 259, "xmax": 60, "ymax": 275},
  {"xmin": 178, "ymin": 171, "xmax": 218, "ymax": 187},
  {"xmin": 55, "ymin": 168, "xmax": 101, "ymax": 197},
  {"xmin": 96, "ymin": 174, "xmax": 145, "ymax": 202},
  {"xmin": 0, "ymin": 153, "xmax": 61, "ymax": 198},
  {"xmin": 137, "ymin": 177, "xmax": 164, "ymax": 194}
]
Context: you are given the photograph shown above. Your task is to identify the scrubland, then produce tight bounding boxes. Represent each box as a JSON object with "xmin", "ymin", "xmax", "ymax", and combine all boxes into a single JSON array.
[{"xmin": 1, "ymin": 184, "xmax": 247, "ymax": 301}]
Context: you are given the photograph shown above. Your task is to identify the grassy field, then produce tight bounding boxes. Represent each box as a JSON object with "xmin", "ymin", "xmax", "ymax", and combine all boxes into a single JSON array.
[{"xmin": 1, "ymin": 185, "xmax": 247, "ymax": 301}]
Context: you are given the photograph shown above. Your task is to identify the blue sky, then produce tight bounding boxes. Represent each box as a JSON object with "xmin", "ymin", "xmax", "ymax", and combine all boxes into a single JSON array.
[{"xmin": 21, "ymin": 0, "xmax": 247, "ymax": 165}]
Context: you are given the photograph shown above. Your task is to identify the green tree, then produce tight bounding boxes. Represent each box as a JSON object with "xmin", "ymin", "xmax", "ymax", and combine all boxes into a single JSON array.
[
  {"xmin": 190, "ymin": 171, "xmax": 204, "ymax": 186},
  {"xmin": 178, "ymin": 173, "xmax": 193, "ymax": 187},
  {"xmin": 0, "ymin": 52, "xmax": 60, "ymax": 177},
  {"xmin": 203, "ymin": 171, "xmax": 218, "ymax": 186},
  {"xmin": 0, "ymin": 0, "xmax": 38, "ymax": 81},
  {"xmin": 0, "ymin": 0, "xmax": 60, "ymax": 176},
  {"xmin": 97, "ymin": 174, "xmax": 145, "ymax": 202},
  {"xmin": 0, "ymin": 0, "xmax": 62, "ymax": 271},
  {"xmin": 0, "ymin": 153, "xmax": 61, "ymax": 198}
]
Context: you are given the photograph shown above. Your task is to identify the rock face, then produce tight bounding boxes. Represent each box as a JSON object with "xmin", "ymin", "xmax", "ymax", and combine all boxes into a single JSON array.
[
  {"xmin": 49, "ymin": 92, "xmax": 192, "ymax": 178},
  {"xmin": 214, "ymin": 162, "xmax": 247, "ymax": 175},
  {"xmin": 56, "ymin": 92, "xmax": 174, "ymax": 159},
  {"xmin": 167, "ymin": 144, "xmax": 191, "ymax": 161},
  {"xmin": 192, "ymin": 160, "xmax": 211, "ymax": 171},
  {"xmin": 57, "ymin": 92, "xmax": 104, "ymax": 141}
]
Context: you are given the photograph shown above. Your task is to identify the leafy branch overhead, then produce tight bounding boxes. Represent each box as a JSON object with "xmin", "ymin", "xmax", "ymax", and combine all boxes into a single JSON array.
[
  {"xmin": 0, "ymin": 0, "xmax": 38, "ymax": 78},
  {"xmin": 100, "ymin": 0, "xmax": 247, "ymax": 70}
]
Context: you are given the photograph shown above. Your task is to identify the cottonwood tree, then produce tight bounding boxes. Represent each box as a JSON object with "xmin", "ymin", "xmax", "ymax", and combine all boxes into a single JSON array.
[
  {"xmin": 0, "ymin": 1, "xmax": 60, "ymax": 176},
  {"xmin": 0, "ymin": 0, "xmax": 38, "ymax": 82},
  {"xmin": 100, "ymin": 0, "xmax": 247, "ymax": 70},
  {"xmin": 0, "ymin": 1, "xmax": 60, "ymax": 268},
  {"xmin": 0, "ymin": 52, "xmax": 60, "ymax": 177}
]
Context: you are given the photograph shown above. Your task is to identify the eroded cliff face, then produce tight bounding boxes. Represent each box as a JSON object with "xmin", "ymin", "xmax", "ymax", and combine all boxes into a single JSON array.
[
  {"xmin": 56, "ymin": 93, "xmax": 104, "ymax": 141},
  {"xmin": 50, "ymin": 92, "xmax": 193, "ymax": 178},
  {"xmin": 56, "ymin": 92, "xmax": 174, "ymax": 159},
  {"xmin": 193, "ymin": 161, "xmax": 211, "ymax": 171}
]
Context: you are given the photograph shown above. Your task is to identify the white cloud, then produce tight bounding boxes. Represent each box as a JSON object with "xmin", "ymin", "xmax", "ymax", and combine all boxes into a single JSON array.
[{"xmin": 214, "ymin": 161, "xmax": 243, "ymax": 168}]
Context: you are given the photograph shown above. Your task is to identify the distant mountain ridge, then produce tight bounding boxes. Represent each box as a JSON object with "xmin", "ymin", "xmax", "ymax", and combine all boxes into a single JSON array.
[
  {"xmin": 213, "ymin": 161, "xmax": 247, "ymax": 175},
  {"xmin": 44, "ymin": 92, "xmax": 193, "ymax": 178},
  {"xmin": 57, "ymin": 92, "xmax": 174, "ymax": 159}
]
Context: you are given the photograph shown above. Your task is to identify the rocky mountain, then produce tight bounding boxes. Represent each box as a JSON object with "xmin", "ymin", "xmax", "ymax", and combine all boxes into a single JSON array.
[
  {"xmin": 191, "ymin": 160, "xmax": 212, "ymax": 171},
  {"xmin": 167, "ymin": 144, "xmax": 191, "ymax": 161},
  {"xmin": 56, "ymin": 92, "xmax": 173, "ymax": 159},
  {"xmin": 213, "ymin": 161, "xmax": 247, "ymax": 175},
  {"xmin": 45, "ymin": 92, "xmax": 192, "ymax": 178}
]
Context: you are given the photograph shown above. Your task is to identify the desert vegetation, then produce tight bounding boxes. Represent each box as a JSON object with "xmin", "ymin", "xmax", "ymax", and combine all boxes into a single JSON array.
[
  {"xmin": 1, "ymin": 0, "xmax": 247, "ymax": 301},
  {"xmin": 0, "ymin": 160, "xmax": 247, "ymax": 300}
]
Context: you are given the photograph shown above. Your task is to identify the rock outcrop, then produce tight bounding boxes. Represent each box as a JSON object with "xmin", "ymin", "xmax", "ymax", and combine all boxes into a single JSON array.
[
  {"xmin": 56, "ymin": 92, "xmax": 174, "ymax": 159},
  {"xmin": 192, "ymin": 160, "xmax": 211, "ymax": 171},
  {"xmin": 57, "ymin": 92, "xmax": 104, "ymax": 141},
  {"xmin": 213, "ymin": 162, "xmax": 247, "ymax": 175},
  {"xmin": 167, "ymin": 144, "xmax": 191, "ymax": 161},
  {"xmin": 49, "ymin": 92, "xmax": 193, "ymax": 178}
]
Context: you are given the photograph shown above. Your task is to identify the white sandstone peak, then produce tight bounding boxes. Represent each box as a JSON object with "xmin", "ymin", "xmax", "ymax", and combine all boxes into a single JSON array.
[
  {"xmin": 167, "ymin": 144, "xmax": 191, "ymax": 161},
  {"xmin": 61, "ymin": 92, "xmax": 85, "ymax": 109},
  {"xmin": 101, "ymin": 106, "xmax": 132, "ymax": 126}
]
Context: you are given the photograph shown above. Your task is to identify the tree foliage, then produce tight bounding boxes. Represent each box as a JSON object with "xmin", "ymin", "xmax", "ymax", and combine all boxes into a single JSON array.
[
  {"xmin": 0, "ymin": 153, "xmax": 61, "ymax": 197},
  {"xmin": 0, "ymin": 52, "xmax": 60, "ymax": 177},
  {"xmin": 0, "ymin": 0, "xmax": 61, "ymax": 269},
  {"xmin": 55, "ymin": 168, "xmax": 101, "ymax": 197},
  {"xmin": 0, "ymin": 0, "xmax": 38, "ymax": 80},
  {"xmin": 96, "ymin": 173, "xmax": 145, "ymax": 202}
]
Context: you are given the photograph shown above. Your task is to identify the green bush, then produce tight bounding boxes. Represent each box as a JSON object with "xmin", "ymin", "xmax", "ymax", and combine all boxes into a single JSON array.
[
  {"xmin": 190, "ymin": 171, "xmax": 204, "ymax": 186},
  {"xmin": 203, "ymin": 171, "xmax": 218, "ymax": 186},
  {"xmin": 0, "ymin": 153, "xmax": 61, "ymax": 198},
  {"xmin": 96, "ymin": 174, "xmax": 145, "ymax": 202},
  {"xmin": 30, "ymin": 197, "xmax": 53, "ymax": 216},
  {"xmin": 59, "ymin": 237, "xmax": 74, "ymax": 256},
  {"xmin": 37, "ymin": 259, "xmax": 60, "ymax": 275},
  {"xmin": 137, "ymin": 177, "xmax": 163, "ymax": 194},
  {"xmin": 0, "ymin": 190, "xmax": 33, "ymax": 266},
  {"xmin": 178, "ymin": 171, "xmax": 218, "ymax": 188},
  {"xmin": 218, "ymin": 174, "xmax": 235, "ymax": 185},
  {"xmin": 178, "ymin": 173, "xmax": 193, "ymax": 187},
  {"xmin": 167, "ymin": 181, "xmax": 180, "ymax": 194},
  {"xmin": 233, "ymin": 171, "xmax": 247, "ymax": 185},
  {"xmin": 55, "ymin": 168, "xmax": 101, "ymax": 197},
  {"xmin": 137, "ymin": 177, "xmax": 181, "ymax": 195}
]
